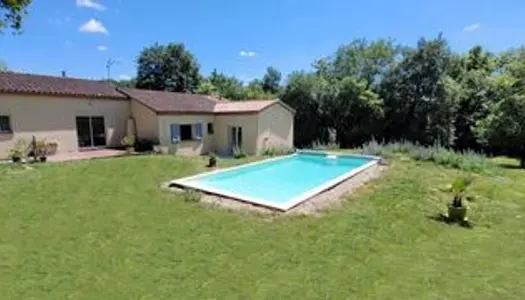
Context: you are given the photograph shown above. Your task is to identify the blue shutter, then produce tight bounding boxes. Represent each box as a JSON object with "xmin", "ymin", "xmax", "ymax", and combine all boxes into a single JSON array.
[
  {"xmin": 170, "ymin": 123, "xmax": 180, "ymax": 143},
  {"xmin": 194, "ymin": 123, "xmax": 203, "ymax": 140}
]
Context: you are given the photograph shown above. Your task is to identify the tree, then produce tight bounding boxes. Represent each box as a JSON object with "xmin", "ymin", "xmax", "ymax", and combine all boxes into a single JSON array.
[
  {"xmin": 0, "ymin": 59, "xmax": 7, "ymax": 71},
  {"xmin": 262, "ymin": 66, "xmax": 281, "ymax": 94},
  {"xmin": 280, "ymin": 72, "xmax": 331, "ymax": 147},
  {"xmin": 477, "ymin": 94, "xmax": 525, "ymax": 167},
  {"xmin": 136, "ymin": 43, "xmax": 200, "ymax": 93},
  {"xmin": 1, "ymin": 0, "xmax": 31, "ymax": 33},
  {"xmin": 381, "ymin": 35, "xmax": 458, "ymax": 146},
  {"xmin": 109, "ymin": 78, "xmax": 136, "ymax": 88},
  {"xmin": 315, "ymin": 38, "xmax": 400, "ymax": 88},
  {"xmin": 325, "ymin": 77, "xmax": 383, "ymax": 147}
]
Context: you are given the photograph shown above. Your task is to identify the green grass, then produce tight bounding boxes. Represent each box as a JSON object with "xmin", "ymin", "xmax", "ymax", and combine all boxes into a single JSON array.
[{"xmin": 1, "ymin": 155, "xmax": 525, "ymax": 299}]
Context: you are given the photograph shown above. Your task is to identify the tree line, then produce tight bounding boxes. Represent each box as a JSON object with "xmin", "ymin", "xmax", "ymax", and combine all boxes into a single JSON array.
[{"xmin": 118, "ymin": 36, "xmax": 525, "ymax": 167}]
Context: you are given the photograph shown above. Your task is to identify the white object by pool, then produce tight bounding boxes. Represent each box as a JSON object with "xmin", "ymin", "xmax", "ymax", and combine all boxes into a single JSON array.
[{"xmin": 170, "ymin": 151, "xmax": 380, "ymax": 211}]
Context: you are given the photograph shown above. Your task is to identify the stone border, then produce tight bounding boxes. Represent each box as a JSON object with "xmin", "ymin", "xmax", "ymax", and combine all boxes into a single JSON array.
[{"xmin": 163, "ymin": 164, "xmax": 385, "ymax": 215}]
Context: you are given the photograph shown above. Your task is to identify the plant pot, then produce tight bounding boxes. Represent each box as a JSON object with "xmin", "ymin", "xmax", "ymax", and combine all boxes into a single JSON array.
[
  {"xmin": 448, "ymin": 204, "xmax": 467, "ymax": 221},
  {"xmin": 39, "ymin": 156, "xmax": 47, "ymax": 163},
  {"xmin": 12, "ymin": 156, "xmax": 21, "ymax": 163}
]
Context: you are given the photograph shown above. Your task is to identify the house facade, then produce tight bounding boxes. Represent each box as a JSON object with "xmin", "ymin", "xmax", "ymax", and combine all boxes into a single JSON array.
[{"xmin": 0, "ymin": 72, "xmax": 295, "ymax": 159}]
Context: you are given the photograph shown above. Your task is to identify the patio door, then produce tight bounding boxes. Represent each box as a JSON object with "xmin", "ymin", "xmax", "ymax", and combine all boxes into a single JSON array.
[
  {"xmin": 76, "ymin": 116, "xmax": 106, "ymax": 148},
  {"xmin": 229, "ymin": 126, "xmax": 243, "ymax": 153}
]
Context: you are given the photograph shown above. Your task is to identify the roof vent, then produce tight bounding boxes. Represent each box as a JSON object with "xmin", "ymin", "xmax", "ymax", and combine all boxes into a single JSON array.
[{"xmin": 61, "ymin": 70, "xmax": 67, "ymax": 78}]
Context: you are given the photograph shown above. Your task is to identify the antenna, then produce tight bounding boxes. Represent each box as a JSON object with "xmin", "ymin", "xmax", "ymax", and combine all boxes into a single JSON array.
[{"xmin": 106, "ymin": 58, "xmax": 115, "ymax": 82}]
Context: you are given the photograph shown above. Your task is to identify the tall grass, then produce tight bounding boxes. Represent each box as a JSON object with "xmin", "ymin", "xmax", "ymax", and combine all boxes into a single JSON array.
[{"xmin": 358, "ymin": 140, "xmax": 495, "ymax": 173}]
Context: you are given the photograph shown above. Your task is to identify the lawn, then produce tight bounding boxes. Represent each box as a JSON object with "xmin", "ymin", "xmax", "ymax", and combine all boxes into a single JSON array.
[{"xmin": 1, "ymin": 155, "xmax": 525, "ymax": 299}]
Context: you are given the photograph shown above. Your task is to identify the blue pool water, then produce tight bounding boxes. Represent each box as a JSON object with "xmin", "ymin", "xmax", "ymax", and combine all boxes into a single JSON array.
[{"xmin": 175, "ymin": 152, "xmax": 376, "ymax": 209}]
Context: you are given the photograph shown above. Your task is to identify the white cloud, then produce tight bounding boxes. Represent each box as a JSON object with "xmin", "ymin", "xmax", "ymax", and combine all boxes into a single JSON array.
[
  {"xmin": 240, "ymin": 50, "xmax": 257, "ymax": 57},
  {"xmin": 79, "ymin": 19, "xmax": 108, "ymax": 34},
  {"xmin": 119, "ymin": 74, "xmax": 132, "ymax": 80},
  {"xmin": 76, "ymin": 0, "xmax": 106, "ymax": 11},
  {"xmin": 463, "ymin": 23, "xmax": 481, "ymax": 32},
  {"xmin": 97, "ymin": 45, "xmax": 108, "ymax": 51}
]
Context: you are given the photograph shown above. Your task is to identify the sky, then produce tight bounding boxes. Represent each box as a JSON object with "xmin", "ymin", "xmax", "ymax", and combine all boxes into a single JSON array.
[{"xmin": 1, "ymin": 0, "xmax": 525, "ymax": 82}]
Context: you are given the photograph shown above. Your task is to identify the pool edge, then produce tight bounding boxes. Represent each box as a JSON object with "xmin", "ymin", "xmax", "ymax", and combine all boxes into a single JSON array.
[{"xmin": 169, "ymin": 151, "xmax": 380, "ymax": 211}]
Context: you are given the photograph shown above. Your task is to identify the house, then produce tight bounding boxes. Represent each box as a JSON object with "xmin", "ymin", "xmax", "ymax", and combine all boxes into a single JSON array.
[{"xmin": 0, "ymin": 72, "xmax": 295, "ymax": 159}]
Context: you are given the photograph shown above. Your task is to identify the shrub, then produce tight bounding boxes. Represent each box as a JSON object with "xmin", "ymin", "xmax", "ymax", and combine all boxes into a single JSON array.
[
  {"xmin": 8, "ymin": 139, "xmax": 27, "ymax": 162},
  {"xmin": 233, "ymin": 146, "xmax": 246, "ymax": 159},
  {"xmin": 121, "ymin": 135, "xmax": 136, "ymax": 148},
  {"xmin": 311, "ymin": 141, "xmax": 340, "ymax": 151},
  {"xmin": 135, "ymin": 138, "xmax": 157, "ymax": 152},
  {"xmin": 262, "ymin": 147, "xmax": 295, "ymax": 157},
  {"xmin": 207, "ymin": 152, "xmax": 217, "ymax": 168},
  {"xmin": 358, "ymin": 140, "xmax": 495, "ymax": 173}
]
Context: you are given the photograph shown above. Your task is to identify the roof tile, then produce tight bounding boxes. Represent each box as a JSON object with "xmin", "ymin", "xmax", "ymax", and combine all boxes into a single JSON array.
[{"xmin": 0, "ymin": 72, "xmax": 126, "ymax": 99}]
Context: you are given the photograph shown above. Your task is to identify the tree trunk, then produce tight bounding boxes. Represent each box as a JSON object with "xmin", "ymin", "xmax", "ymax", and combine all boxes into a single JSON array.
[{"xmin": 521, "ymin": 151, "xmax": 525, "ymax": 168}]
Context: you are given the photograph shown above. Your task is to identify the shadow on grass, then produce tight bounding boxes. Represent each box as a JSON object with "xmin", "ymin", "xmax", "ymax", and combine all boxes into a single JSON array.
[{"xmin": 427, "ymin": 213, "xmax": 474, "ymax": 229}]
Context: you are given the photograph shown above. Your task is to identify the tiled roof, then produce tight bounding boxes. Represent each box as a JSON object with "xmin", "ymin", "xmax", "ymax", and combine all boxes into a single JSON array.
[
  {"xmin": 118, "ymin": 87, "xmax": 217, "ymax": 113},
  {"xmin": 213, "ymin": 100, "xmax": 278, "ymax": 113},
  {"xmin": 120, "ymin": 87, "xmax": 292, "ymax": 114},
  {"xmin": 0, "ymin": 72, "xmax": 126, "ymax": 99}
]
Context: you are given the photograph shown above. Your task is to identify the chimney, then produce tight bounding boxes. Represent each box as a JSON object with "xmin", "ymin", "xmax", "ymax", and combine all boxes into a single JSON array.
[{"xmin": 61, "ymin": 70, "xmax": 67, "ymax": 78}]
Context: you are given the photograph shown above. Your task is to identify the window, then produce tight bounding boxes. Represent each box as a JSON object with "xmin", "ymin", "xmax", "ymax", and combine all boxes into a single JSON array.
[
  {"xmin": 170, "ymin": 123, "xmax": 203, "ymax": 143},
  {"xmin": 0, "ymin": 116, "xmax": 12, "ymax": 133},
  {"xmin": 180, "ymin": 124, "xmax": 193, "ymax": 141},
  {"xmin": 207, "ymin": 123, "xmax": 214, "ymax": 135}
]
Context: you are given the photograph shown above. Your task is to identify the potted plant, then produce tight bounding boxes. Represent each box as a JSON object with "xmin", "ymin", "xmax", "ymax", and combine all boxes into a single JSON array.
[
  {"xmin": 444, "ymin": 176, "xmax": 475, "ymax": 222},
  {"xmin": 121, "ymin": 135, "xmax": 136, "ymax": 154},
  {"xmin": 8, "ymin": 139, "xmax": 27, "ymax": 163},
  {"xmin": 207, "ymin": 152, "xmax": 217, "ymax": 168},
  {"xmin": 35, "ymin": 140, "xmax": 48, "ymax": 163}
]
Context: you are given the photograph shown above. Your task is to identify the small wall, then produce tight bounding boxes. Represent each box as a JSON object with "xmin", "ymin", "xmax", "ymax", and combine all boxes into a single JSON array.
[
  {"xmin": 131, "ymin": 100, "xmax": 159, "ymax": 142},
  {"xmin": 257, "ymin": 103, "xmax": 294, "ymax": 154},
  {"xmin": 157, "ymin": 114, "xmax": 215, "ymax": 155},
  {"xmin": 0, "ymin": 94, "xmax": 130, "ymax": 159}
]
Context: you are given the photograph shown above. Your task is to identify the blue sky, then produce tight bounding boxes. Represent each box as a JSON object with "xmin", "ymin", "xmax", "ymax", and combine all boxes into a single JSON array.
[{"xmin": 1, "ymin": 0, "xmax": 525, "ymax": 82}]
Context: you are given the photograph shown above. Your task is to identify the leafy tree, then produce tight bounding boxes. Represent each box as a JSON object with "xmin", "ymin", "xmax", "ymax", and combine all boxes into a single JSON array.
[
  {"xmin": 136, "ymin": 43, "xmax": 200, "ymax": 93},
  {"xmin": 326, "ymin": 77, "xmax": 383, "ymax": 147},
  {"xmin": 109, "ymin": 78, "xmax": 137, "ymax": 88},
  {"xmin": 0, "ymin": 59, "xmax": 7, "ymax": 71},
  {"xmin": 381, "ymin": 35, "xmax": 458, "ymax": 146},
  {"xmin": 315, "ymin": 38, "xmax": 400, "ymax": 87},
  {"xmin": 262, "ymin": 66, "xmax": 282, "ymax": 94},
  {"xmin": 477, "ymin": 94, "xmax": 525, "ymax": 167},
  {"xmin": 280, "ymin": 72, "xmax": 331, "ymax": 147},
  {"xmin": 1, "ymin": 0, "xmax": 31, "ymax": 33}
]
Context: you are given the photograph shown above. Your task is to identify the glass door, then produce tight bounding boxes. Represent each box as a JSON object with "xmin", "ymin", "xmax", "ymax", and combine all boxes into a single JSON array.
[
  {"xmin": 76, "ymin": 116, "xmax": 106, "ymax": 148},
  {"xmin": 229, "ymin": 126, "xmax": 243, "ymax": 154},
  {"xmin": 76, "ymin": 117, "xmax": 92, "ymax": 148},
  {"xmin": 91, "ymin": 117, "xmax": 106, "ymax": 147}
]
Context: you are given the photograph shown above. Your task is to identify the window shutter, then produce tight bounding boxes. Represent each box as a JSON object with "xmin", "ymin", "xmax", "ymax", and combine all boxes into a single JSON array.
[
  {"xmin": 194, "ymin": 123, "xmax": 203, "ymax": 140},
  {"xmin": 170, "ymin": 123, "xmax": 180, "ymax": 143}
]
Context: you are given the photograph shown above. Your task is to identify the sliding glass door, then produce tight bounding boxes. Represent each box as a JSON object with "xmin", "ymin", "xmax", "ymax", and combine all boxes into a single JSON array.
[{"xmin": 76, "ymin": 116, "xmax": 106, "ymax": 148}]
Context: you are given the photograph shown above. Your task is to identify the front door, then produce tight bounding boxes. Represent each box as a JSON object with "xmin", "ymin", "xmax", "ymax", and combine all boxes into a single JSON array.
[{"xmin": 76, "ymin": 116, "xmax": 107, "ymax": 148}]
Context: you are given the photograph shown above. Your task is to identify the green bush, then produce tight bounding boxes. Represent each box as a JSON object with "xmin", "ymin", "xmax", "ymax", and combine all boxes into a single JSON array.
[
  {"xmin": 358, "ymin": 140, "xmax": 495, "ymax": 173},
  {"xmin": 233, "ymin": 146, "xmax": 246, "ymax": 159},
  {"xmin": 262, "ymin": 147, "xmax": 294, "ymax": 157},
  {"xmin": 311, "ymin": 141, "xmax": 340, "ymax": 151}
]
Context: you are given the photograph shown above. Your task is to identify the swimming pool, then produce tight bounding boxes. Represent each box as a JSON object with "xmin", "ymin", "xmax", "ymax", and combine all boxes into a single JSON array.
[{"xmin": 170, "ymin": 151, "xmax": 379, "ymax": 211}]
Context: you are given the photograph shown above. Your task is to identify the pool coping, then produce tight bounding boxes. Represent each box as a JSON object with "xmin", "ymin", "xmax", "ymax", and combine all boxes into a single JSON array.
[{"xmin": 169, "ymin": 151, "xmax": 381, "ymax": 211}]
